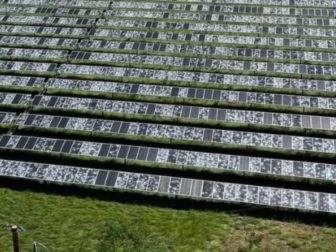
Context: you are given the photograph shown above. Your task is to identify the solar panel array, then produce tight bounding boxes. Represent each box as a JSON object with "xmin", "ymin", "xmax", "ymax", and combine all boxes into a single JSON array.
[{"xmin": 0, "ymin": 0, "xmax": 336, "ymax": 213}]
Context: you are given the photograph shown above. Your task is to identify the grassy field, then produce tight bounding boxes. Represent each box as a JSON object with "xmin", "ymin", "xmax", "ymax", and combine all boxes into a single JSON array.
[{"xmin": 0, "ymin": 188, "xmax": 335, "ymax": 252}]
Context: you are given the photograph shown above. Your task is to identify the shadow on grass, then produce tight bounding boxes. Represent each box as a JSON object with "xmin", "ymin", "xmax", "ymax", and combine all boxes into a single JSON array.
[{"xmin": 0, "ymin": 176, "xmax": 336, "ymax": 229}]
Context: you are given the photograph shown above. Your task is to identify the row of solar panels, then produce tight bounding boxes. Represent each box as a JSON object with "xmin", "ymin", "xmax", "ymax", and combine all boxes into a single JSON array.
[
  {"xmin": 0, "ymin": 87, "xmax": 334, "ymax": 134},
  {"xmin": 2, "ymin": 0, "xmax": 336, "ymax": 8},
  {"xmin": 31, "ymin": 94, "xmax": 336, "ymax": 131},
  {"xmin": 5, "ymin": 45, "xmax": 336, "ymax": 78},
  {"xmin": 3, "ymin": 3, "xmax": 336, "ymax": 18},
  {"xmin": 110, "ymin": 1, "xmax": 336, "ymax": 16},
  {"xmin": 3, "ymin": 46, "xmax": 336, "ymax": 77},
  {"xmin": 15, "ymin": 112, "xmax": 336, "ymax": 156},
  {"xmin": 2, "ymin": 24, "xmax": 336, "ymax": 52},
  {"xmin": 3, "ymin": 16, "xmax": 336, "ymax": 38},
  {"xmin": 3, "ymin": 35, "xmax": 336, "ymax": 63},
  {"xmin": 4, "ymin": 8, "xmax": 336, "ymax": 27},
  {"xmin": 0, "ymin": 87, "xmax": 332, "ymax": 134},
  {"xmin": 0, "ymin": 158, "xmax": 335, "ymax": 213},
  {"xmin": 2, "ymin": 60, "xmax": 332, "ymax": 92},
  {"xmin": 105, "ymin": 10, "xmax": 336, "ymax": 26},
  {"xmin": 1, "ymin": 134, "xmax": 336, "ymax": 182}
]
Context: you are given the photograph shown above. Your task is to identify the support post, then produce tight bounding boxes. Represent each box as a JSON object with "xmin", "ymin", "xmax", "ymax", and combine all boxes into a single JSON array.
[{"xmin": 11, "ymin": 225, "xmax": 20, "ymax": 252}]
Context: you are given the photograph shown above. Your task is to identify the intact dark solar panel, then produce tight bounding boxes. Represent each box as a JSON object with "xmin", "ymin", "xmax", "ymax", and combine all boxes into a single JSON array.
[
  {"xmin": 58, "ymin": 117, "xmax": 69, "ymax": 128},
  {"xmin": 88, "ymin": 99, "xmax": 97, "ymax": 109},
  {"xmin": 189, "ymin": 107, "xmax": 199, "ymax": 118},
  {"xmin": 119, "ymin": 122, "xmax": 130, "ymax": 134},
  {"xmin": 171, "ymin": 87, "xmax": 179, "ymax": 97},
  {"xmin": 181, "ymin": 106, "xmax": 191, "ymax": 117},
  {"xmin": 132, "ymin": 42, "xmax": 139, "ymax": 50},
  {"xmin": 127, "ymin": 146, "xmax": 139, "ymax": 159},
  {"xmin": 147, "ymin": 148, "xmax": 158, "ymax": 161},
  {"xmin": 199, "ymin": 34, "xmax": 205, "ymax": 42},
  {"xmin": 152, "ymin": 22, "xmax": 158, "ymax": 28},
  {"xmin": 208, "ymin": 108, "xmax": 217, "ymax": 120},
  {"xmin": 194, "ymin": 88, "xmax": 203, "ymax": 99},
  {"xmin": 49, "ymin": 116, "xmax": 61, "ymax": 128},
  {"xmin": 77, "ymin": 52, "xmax": 85, "ymax": 60},
  {"xmin": 146, "ymin": 32, "xmax": 152, "ymax": 39},
  {"xmin": 267, "ymin": 62, "xmax": 274, "ymax": 72},
  {"xmin": 60, "ymin": 140, "xmax": 73, "ymax": 153},
  {"xmin": 24, "ymin": 137, "xmax": 37, "ymax": 150},
  {"xmin": 172, "ymin": 33, "xmax": 178, "ymax": 40},
  {"xmin": 24, "ymin": 114, "xmax": 36, "ymax": 125},
  {"xmin": 95, "ymin": 170, "xmax": 108, "ymax": 185},
  {"xmin": 70, "ymin": 52, "xmax": 78, "ymax": 59},
  {"xmin": 111, "ymin": 121, "xmax": 121, "ymax": 132},
  {"xmin": 204, "ymin": 89, "xmax": 213, "ymax": 99},
  {"xmin": 27, "ymin": 77, "xmax": 37, "ymax": 86},
  {"xmin": 52, "ymin": 139, "xmax": 64, "ymax": 152},
  {"xmin": 38, "ymin": 38, "xmax": 46, "ymax": 45},
  {"xmin": 47, "ymin": 63, "xmax": 57, "ymax": 72},
  {"xmin": 297, "ymin": 28, "xmax": 303, "ymax": 35},
  {"xmin": 146, "ymin": 104, "xmax": 155, "ymax": 115},
  {"xmin": 98, "ymin": 143, "xmax": 110, "ymax": 157},
  {"xmin": 105, "ymin": 171, "xmax": 118, "ymax": 186},
  {"xmin": 54, "ymin": 27, "xmax": 62, "ymax": 35},
  {"xmin": 53, "ymin": 17, "xmax": 60, "ymax": 24},
  {"xmin": 159, "ymin": 44, "xmax": 166, "ymax": 52},
  {"xmin": 47, "ymin": 96, "xmax": 58, "ymax": 107},
  {"xmin": 212, "ymin": 90, "xmax": 220, "ymax": 100},
  {"xmin": 130, "ymin": 84, "xmax": 139, "ymax": 94},
  {"xmin": 239, "ymin": 92, "xmax": 247, "ymax": 102},
  {"xmin": 187, "ymin": 88, "xmax": 196, "ymax": 98},
  {"xmin": 322, "ymin": 53, "xmax": 329, "ymax": 61},
  {"xmin": 118, "ymin": 42, "xmax": 126, "ymax": 49},
  {"xmin": 0, "ymin": 135, "xmax": 10, "ymax": 147},
  {"xmin": 217, "ymin": 109, "xmax": 226, "ymax": 120},
  {"xmin": 57, "ymin": 38, "xmax": 65, "ymax": 46},
  {"xmin": 37, "ymin": 27, "xmax": 44, "ymax": 33},
  {"xmin": 240, "ymin": 157, "xmax": 249, "ymax": 171},
  {"xmin": 84, "ymin": 52, "xmax": 91, "ymax": 59},
  {"xmin": 89, "ymin": 29, "xmax": 96, "ymax": 36},
  {"xmin": 32, "ymin": 96, "xmax": 42, "ymax": 106},
  {"xmin": 137, "ymin": 147, "xmax": 148, "ymax": 160},
  {"xmin": 153, "ymin": 43, "xmax": 160, "ymax": 51},
  {"xmin": 117, "ymin": 145, "xmax": 129, "ymax": 158},
  {"xmin": 185, "ymin": 34, "xmax": 192, "ymax": 41},
  {"xmin": 264, "ymin": 112, "xmax": 272, "ymax": 124},
  {"xmin": 203, "ymin": 129, "xmax": 213, "ymax": 141},
  {"xmin": 183, "ymin": 58, "xmax": 190, "ymax": 66},
  {"xmin": 138, "ymin": 43, "xmax": 146, "ymax": 50}
]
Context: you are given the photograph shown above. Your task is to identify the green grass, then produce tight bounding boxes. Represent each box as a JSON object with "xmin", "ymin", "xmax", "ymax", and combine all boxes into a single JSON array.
[{"xmin": 0, "ymin": 188, "xmax": 336, "ymax": 251}]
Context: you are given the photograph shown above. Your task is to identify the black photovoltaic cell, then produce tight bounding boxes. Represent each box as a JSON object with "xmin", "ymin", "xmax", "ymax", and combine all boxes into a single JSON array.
[
  {"xmin": 16, "ymin": 136, "xmax": 28, "ymax": 149},
  {"xmin": 60, "ymin": 140, "xmax": 73, "ymax": 153},
  {"xmin": 98, "ymin": 143, "xmax": 110, "ymax": 157},
  {"xmin": 52, "ymin": 139, "xmax": 64, "ymax": 152},
  {"xmin": 0, "ymin": 135, "xmax": 10, "ymax": 147},
  {"xmin": 95, "ymin": 170, "xmax": 108, "ymax": 185},
  {"xmin": 24, "ymin": 137, "xmax": 37, "ymax": 150},
  {"xmin": 105, "ymin": 171, "xmax": 118, "ymax": 186}
]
